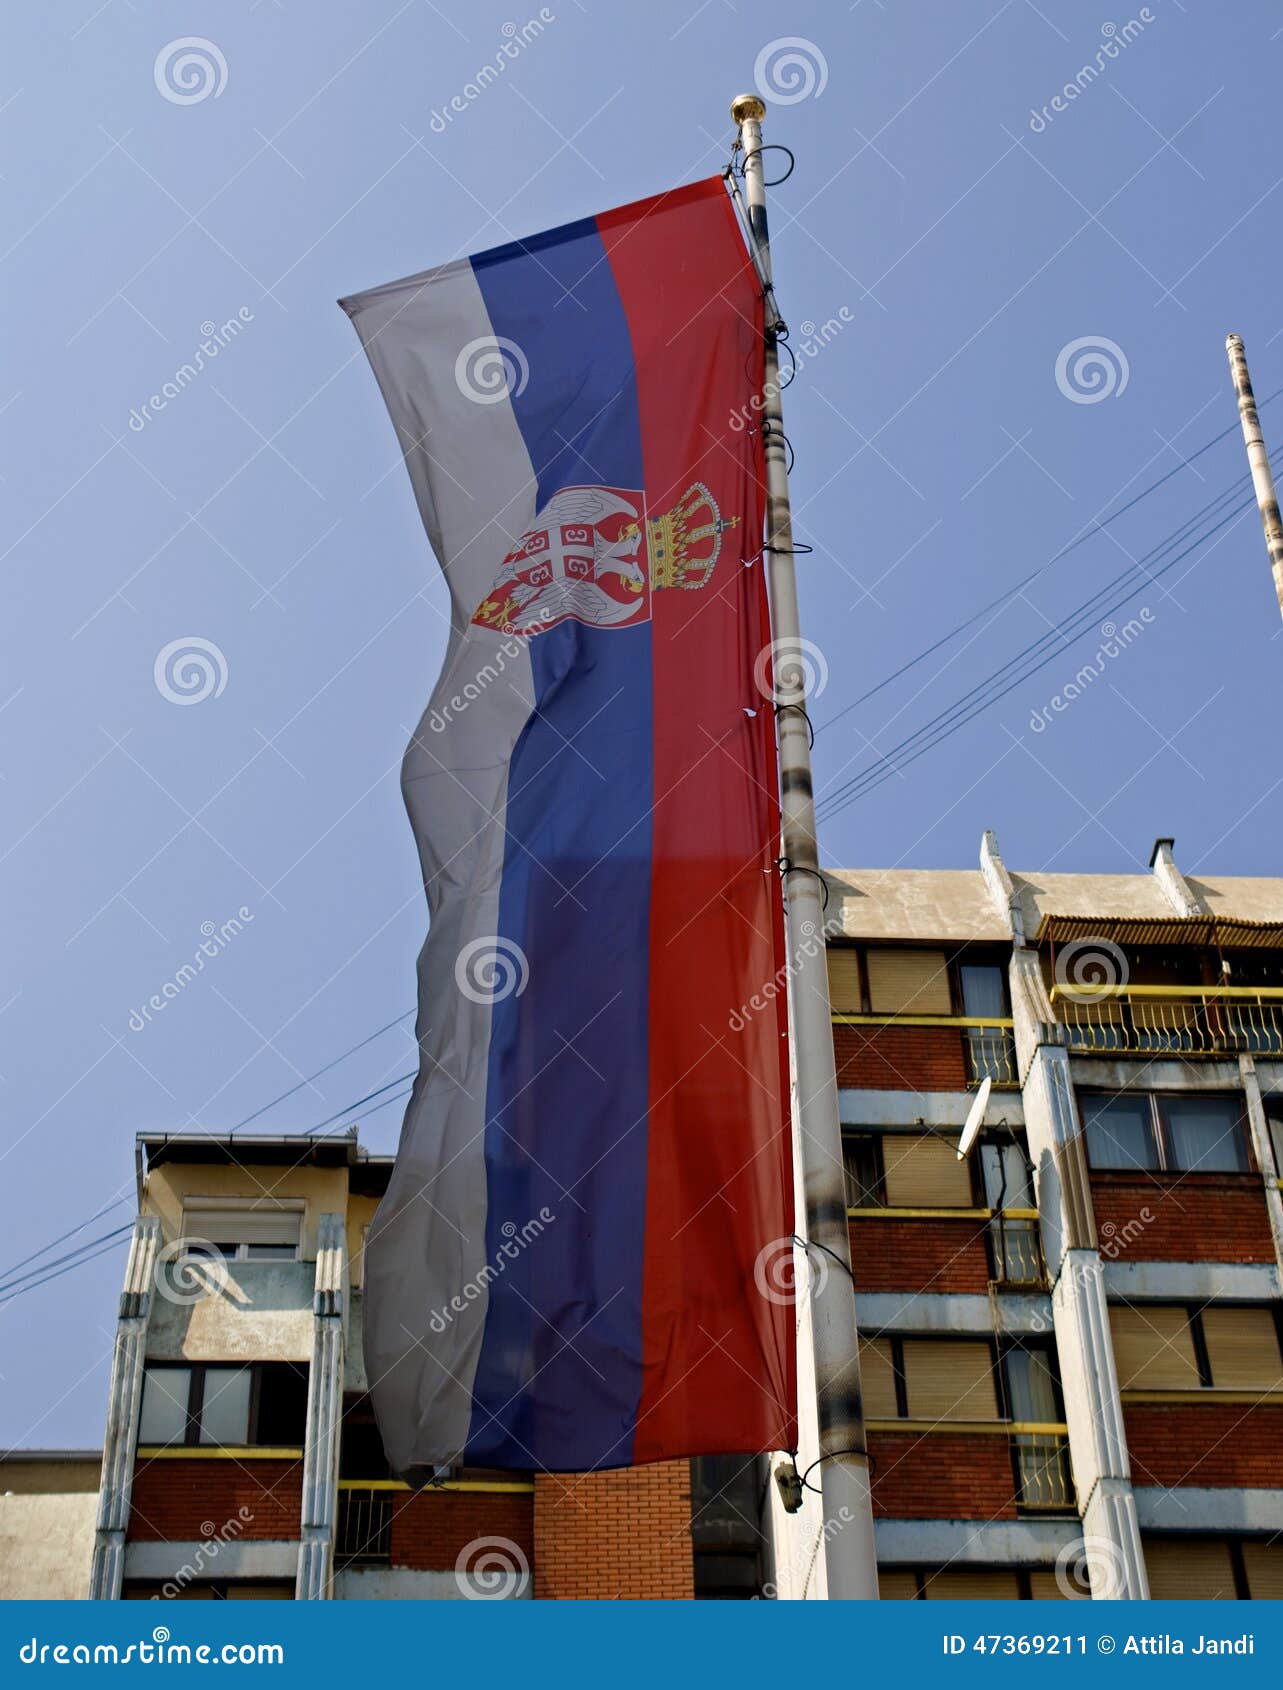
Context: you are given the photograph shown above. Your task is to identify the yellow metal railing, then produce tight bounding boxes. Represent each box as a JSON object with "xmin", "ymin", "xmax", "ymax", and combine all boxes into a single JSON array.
[
  {"xmin": 1013, "ymin": 1432, "xmax": 1075, "ymax": 1511},
  {"xmin": 831, "ymin": 1014, "xmax": 1018, "ymax": 1087},
  {"xmin": 1050, "ymin": 984, "xmax": 1283, "ymax": 1056}
]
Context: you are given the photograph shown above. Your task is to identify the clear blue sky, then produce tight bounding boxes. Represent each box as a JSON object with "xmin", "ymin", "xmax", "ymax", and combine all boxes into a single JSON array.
[{"xmin": 4, "ymin": 0, "xmax": 1281, "ymax": 1444}]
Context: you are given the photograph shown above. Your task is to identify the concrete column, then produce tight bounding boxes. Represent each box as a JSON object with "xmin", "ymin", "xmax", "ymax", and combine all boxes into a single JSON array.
[
  {"xmin": 979, "ymin": 831, "xmax": 1148, "ymax": 1599},
  {"xmin": 1238, "ymin": 1056, "xmax": 1283, "ymax": 1275},
  {"xmin": 1149, "ymin": 838, "xmax": 1202, "ymax": 919},
  {"xmin": 89, "ymin": 1216, "xmax": 161, "ymax": 1600},
  {"xmin": 296, "ymin": 1213, "xmax": 347, "ymax": 1600}
]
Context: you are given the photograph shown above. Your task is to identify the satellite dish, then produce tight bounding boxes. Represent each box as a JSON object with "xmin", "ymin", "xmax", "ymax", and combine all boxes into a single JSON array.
[{"xmin": 956, "ymin": 1075, "xmax": 992, "ymax": 1160}]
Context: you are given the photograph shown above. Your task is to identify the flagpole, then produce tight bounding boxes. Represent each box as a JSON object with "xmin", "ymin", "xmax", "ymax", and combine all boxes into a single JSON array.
[
  {"xmin": 1226, "ymin": 333, "xmax": 1283, "ymax": 621},
  {"xmin": 731, "ymin": 92, "xmax": 880, "ymax": 1602}
]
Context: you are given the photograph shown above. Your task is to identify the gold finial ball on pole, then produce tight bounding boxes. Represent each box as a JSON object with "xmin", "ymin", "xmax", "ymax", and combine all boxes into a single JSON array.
[{"xmin": 730, "ymin": 92, "xmax": 766, "ymax": 125}]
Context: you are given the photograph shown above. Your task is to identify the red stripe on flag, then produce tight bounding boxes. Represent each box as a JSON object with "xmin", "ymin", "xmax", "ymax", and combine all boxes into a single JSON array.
[{"xmin": 600, "ymin": 180, "xmax": 796, "ymax": 1462}]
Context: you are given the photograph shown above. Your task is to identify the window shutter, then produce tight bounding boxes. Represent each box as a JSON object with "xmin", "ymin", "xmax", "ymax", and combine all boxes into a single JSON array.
[
  {"xmin": 866, "ymin": 949, "xmax": 952, "ymax": 1015},
  {"xmin": 1201, "ymin": 1306, "xmax": 1283, "ymax": 1390},
  {"xmin": 877, "ymin": 1570, "xmax": 920, "ymax": 1600},
  {"xmin": 921, "ymin": 1569, "xmax": 1022, "ymax": 1599},
  {"xmin": 182, "ymin": 1206, "xmax": 301, "ymax": 1249},
  {"xmin": 882, "ymin": 1135, "xmax": 972, "ymax": 1208},
  {"xmin": 826, "ymin": 947, "xmax": 862, "ymax": 1013},
  {"xmin": 859, "ymin": 1338, "xmax": 899, "ymax": 1419},
  {"xmin": 1028, "ymin": 1571, "xmax": 1081, "ymax": 1600},
  {"xmin": 1143, "ymin": 1538, "xmax": 1237, "ymax": 1599},
  {"xmin": 1243, "ymin": 1540, "xmax": 1283, "ymax": 1600},
  {"xmin": 1108, "ymin": 1306, "xmax": 1201, "ymax": 1390},
  {"xmin": 901, "ymin": 1340, "xmax": 999, "ymax": 1421}
]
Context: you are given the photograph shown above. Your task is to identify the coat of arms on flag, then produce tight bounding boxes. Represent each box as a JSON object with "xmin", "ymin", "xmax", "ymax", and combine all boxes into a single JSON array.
[{"xmin": 470, "ymin": 481, "xmax": 737, "ymax": 637}]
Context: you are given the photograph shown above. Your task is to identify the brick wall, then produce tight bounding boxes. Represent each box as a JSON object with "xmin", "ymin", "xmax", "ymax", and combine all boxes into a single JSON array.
[
  {"xmin": 128, "ymin": 1458, "xmax": 302, "ymax": 1541},
  {"xmin": 390, "ymin": 1488, "xmax": 534, "ymax": 1572},
  {"xmin": 868, "ymin": 1432, "xmax": 1017, "ymax": 1519},
  {"xmin": 1090, "ymin": 1173, "xmax": 1276, "ymax": 1263},
  {"xmin": 849, "ymin": 1217, "xmax": 992, "ymax": 1294},
  {"xmin": 532, "ymin": 1462, "xmax": 693, "ymax": 1599},
  {"xmin": 833, "ymin": 1024, "xmax": 967, "ymax": 1092},
  {"xmin": 1123, "ymin": 1403, "xmax": 1283, "ymax": 1489}
]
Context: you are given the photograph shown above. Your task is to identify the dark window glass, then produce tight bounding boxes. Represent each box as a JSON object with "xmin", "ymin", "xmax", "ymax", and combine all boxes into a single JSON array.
[
  {"xmin": 960, "ymin": 964, "xmax": 1006, "ymax": 1019},
  {"xmin": 1082, "ymin": 1095, "xmax": 1159, "ymax": 1170},
  {"xmin": 842, "ymin": 1135, "xmax": 882, "ymax": 1207},
  {"xmin": 1160, "ymin": 1095, "xmax": 1247, "ymax": 1172},
  {"xmin": 254, "ymin": 1362, "xmax": 309, "ymax": 1445}
]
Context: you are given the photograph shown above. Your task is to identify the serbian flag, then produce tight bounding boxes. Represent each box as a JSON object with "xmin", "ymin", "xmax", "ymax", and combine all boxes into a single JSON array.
[{"xmin": 341, "ymin": 178, "xmax": 795, "ymax": 1476}]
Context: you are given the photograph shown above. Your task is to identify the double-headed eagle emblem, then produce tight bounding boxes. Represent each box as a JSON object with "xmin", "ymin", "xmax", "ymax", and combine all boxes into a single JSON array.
[{"xmin": 471, "ymin": 482, "xmax": 737, "ymax": 638}]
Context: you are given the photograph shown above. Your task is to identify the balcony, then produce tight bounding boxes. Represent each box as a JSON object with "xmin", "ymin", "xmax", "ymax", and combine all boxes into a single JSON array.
[
  {"xmin": 831, "ymin": 1013, "xmax": 1018, "ymax": 1088},
  {"xmin": 1050, "ymin": 984, "xmax": 1283, "ymax": 1057}
]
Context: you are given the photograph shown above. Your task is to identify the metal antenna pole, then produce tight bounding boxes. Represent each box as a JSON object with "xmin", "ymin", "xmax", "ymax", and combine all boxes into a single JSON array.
[
  {"xmin": 731, "ymin": 92, "xmax": 879, "ymax": 1601},
  {"xmin": 1227, "ymin": 333, "xmax": 1283, "ymax": 620}
]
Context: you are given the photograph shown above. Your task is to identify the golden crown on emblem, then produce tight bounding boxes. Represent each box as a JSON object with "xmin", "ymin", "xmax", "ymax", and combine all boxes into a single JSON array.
[{"xmin": 639, "ymin": 481, "xmax": 738, "ymax": 591}]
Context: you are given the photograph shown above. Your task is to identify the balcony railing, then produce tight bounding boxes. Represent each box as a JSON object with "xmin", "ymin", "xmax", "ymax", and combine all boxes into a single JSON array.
[
  {"xmin": 336, "ymin": 1487, "xmax": 392, "ymax": 1566},
  {"xmin": 988, "ymin": 1213, "xmax": 1045, "ymax": 1287},
  {"xmin": 1013, "ymin": 1431, "xmax": 1074, "ymax": 1511},
  {"xmin": 1050, "ymin": 984, "xmax": 1283, "ymax": 1057}
]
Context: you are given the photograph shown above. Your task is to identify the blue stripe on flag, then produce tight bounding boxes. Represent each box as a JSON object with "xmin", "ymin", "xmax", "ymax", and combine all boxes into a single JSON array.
[{"xmin": 465, "ymin": 221, "xmax": 654, "ymax": 1469}]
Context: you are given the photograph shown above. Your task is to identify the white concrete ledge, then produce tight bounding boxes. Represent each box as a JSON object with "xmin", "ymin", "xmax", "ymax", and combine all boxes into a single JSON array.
[
  {"xmin": 1134, "ymin": 1488, "xmax": 1283, "ymax": 1534},
  {"xmin": 874, "ymin": 1518, "xmax": 1081, "ymax": 1567},
  {"xmin": 1103, "ymin": 1260, "xmax": 1281, "ymax": 1301},
  {"xmin": 840, "ymin": 1090, "xmax": 1024, "ymax": 1129},
  {"xmin": 857, "ymin": 1291, "xmax": 1052, "ymax": 1336},
  {"xmin": 123, "ymin": 1540, "xmax": 298, "ymax": 1582}
]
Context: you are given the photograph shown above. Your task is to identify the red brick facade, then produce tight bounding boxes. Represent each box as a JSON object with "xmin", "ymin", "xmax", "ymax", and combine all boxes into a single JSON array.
[
  {"xmin": 833, "ymin": 1024, "xmax": 968, "ymax": 1092},
  {"xmin": 1123, "ymin": 1403, "xmax": 1283, "ymax": 1489},
  {"xmin": 128, "ymin": 1458, "xmax": 303, "ymax": 1541},
  {"xmin": 849, "ymin": 1217, "xmax": 992, "ymax": 1293},
  {"xmin": 532, "ymin": 1462, "xmax": 694, "ymax": 1599},
  {"xmin": 868, "ymin": 1432, "xmax": 1018, "ymax": 1519},
  {"xmin": 390, "ymin": 1488, "xmax": 534, "ymax": 1572},
  {"xmin": 1090, "ymin": 1172, "xmax": 1276, "ymax": 1263}
]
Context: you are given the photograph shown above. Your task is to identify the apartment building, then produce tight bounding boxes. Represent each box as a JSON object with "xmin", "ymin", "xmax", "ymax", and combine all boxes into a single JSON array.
[
  {"xmin": 768, "ymin": 833, "xmax": 1283, "ymax": 1601},
  {"xmin": 17, "ymin": 833, "xmax": 1282, "ymax": 1600}
]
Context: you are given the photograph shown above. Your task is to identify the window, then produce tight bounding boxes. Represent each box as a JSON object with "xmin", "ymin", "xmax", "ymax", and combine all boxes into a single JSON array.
[
  {"xmin": 1082, "ymin": 1095, "xmax": 1159, "ymax": 1171},
  {"xmin": 1144, "ymin": 1536, "xmax": 1283, "ymax": 1600},
  {"xmin": 124, "ymin": 1583, "xmax": 294, "ymax": 1601},
  {"xmin": 138, "ymin": 1362, "xmax": 308, "ymax": 1448},
  {"xmin": 842, "ymin": 1134, "xmax": 883, "ymax": 1208},
  {"xmin": 866, "ymin": 949, "xmax": 952, "ymax": 1015},
  {"xmin": 826, "ymin": 947, "xmax": 862, "ymax": 1013},
  {"xmin": 859, "ymin": 1337, "xmax": 999, "ymax": 1421},
  {"xmin": 843, "ymin": 1130, "xmax": 974, "ymax": 1209},
  {"xmin": 1109, "ymin": 1304, "xmax": 1283, "ymax": 1392},
  {"xmin": 1081, "ymin": 1092, "xmax": 1249, "ymax": 1174},
  {"xmin": 181, "ymin": 1204, "xmax": 302, "ymax": 1261},
  {"xmin": 880, "ymin": 1567, "xmax": 1078, "ymax": 1600},
  {"xmin": 882, "ymin": 1134, "xmax": 972, "ymax": 1208}
]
